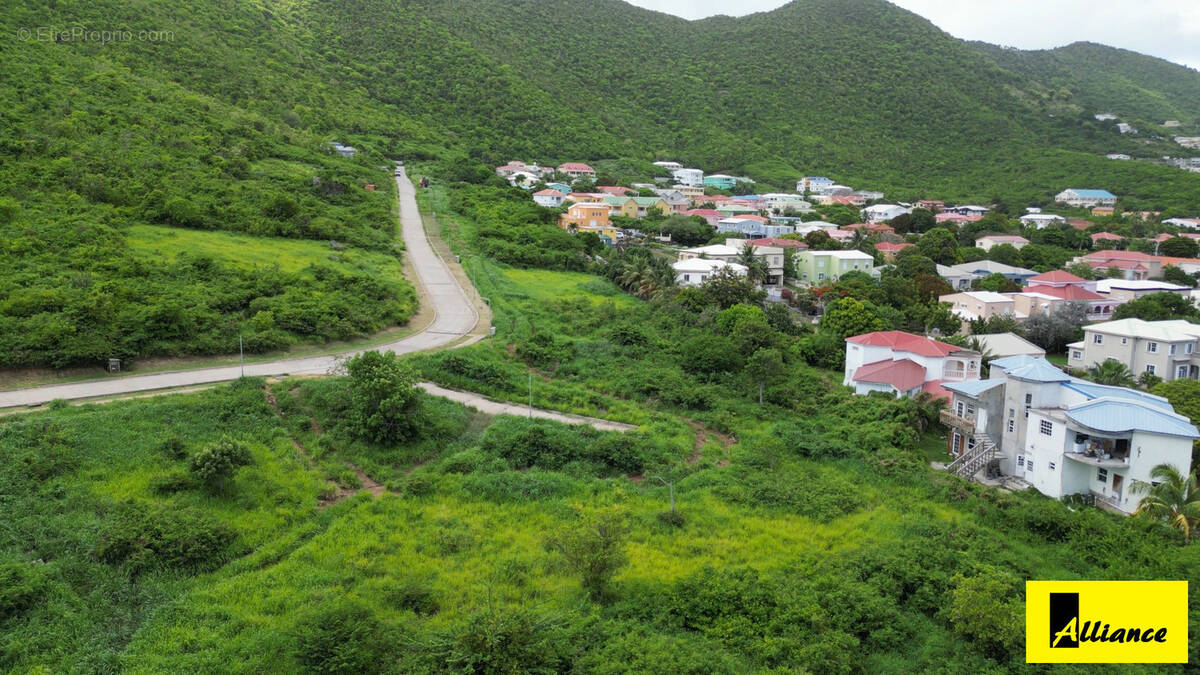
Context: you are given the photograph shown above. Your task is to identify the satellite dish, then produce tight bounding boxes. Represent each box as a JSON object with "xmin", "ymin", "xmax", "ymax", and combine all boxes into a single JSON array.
[{"xmin": 930, "ymin": 328, "xmax": 942, "ymax": 336}]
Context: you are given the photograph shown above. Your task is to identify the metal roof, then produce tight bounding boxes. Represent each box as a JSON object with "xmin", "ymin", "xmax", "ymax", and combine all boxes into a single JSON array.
[
  {"xmin": 990, "ymin": 356, "xmax": 1072, "ymax": 382},
  {"xmin": 1067, "ymin": 397, "xmax": 1199, "ymax": 439},
  {"xmin": 944, "ymin": 379, "xmax": 1007, "ymax": 397}
]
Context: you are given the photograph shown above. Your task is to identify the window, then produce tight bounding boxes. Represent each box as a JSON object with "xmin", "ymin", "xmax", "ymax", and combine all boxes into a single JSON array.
[
  {"xmin": 1148, "ymin": 342, "xmax": 1159, "ymax": 353},
  {"xmin": 817, "ymin": 273, "xmax": 825, "ymax": 281},
  {"xmin": 1049, "ymin": 462, "xmax": 1056, "ymax": 471},
  {"xmin": 683, "ymin": 274, "xmax": 691, "ymax": 282},
  {"xmin": 1179, "ymin": 366, "xmax": 1189, "ymax": 379},
  {"xmin": 955, "ymin": 401, "xmax": 964, "ymax": 417},
  {"xmin": 1017, "ymin": 455, "xmax": 1025, "ymax": 467},
  {"xmin": 1093, "ymin": 334, "xmax": 1104, "ymax": 344},
  {"xmin": 1146, "ymin": 364, "xmax": 1157, "ymax": 375},
  {"xmin": 1028, "ymin": 461, "xmax": 1034, "ymax": 473},
  {"xmin": 1025, "ymin": 394, "xmax": 1033, "ymax": 405},
  {"xmin": 1188, "ymin": 343, "xmax": 1195, "ymax": 354},
  {"xmin": 1040, "ymin": 420, "xmax": 1053, "ymax": 436},
  {"xmin": 1121, "ymin": 337, "xmax": 1128, "ymax": 345},
  {"xmin": 966, "ymin": 403, "xmax": 976, "ymax": 417},
  {"xmin": 1170, "ymin": 344, "xmax": 1177, "ymax": 355},
  {"xmin": 1098, "ymin": 468, "xmax": 1108, "ymax": 482},
  {"xmin": 1007, "ymin": 420, "xmax": 1015, "ymax": 433},
  {"xmin": 1071, "ymin": 350, "xmax": 1082, "ymax": 359},
  {"xmin": 1008, "ymin": 408, "xmax": 1015, "ymax": 418}
]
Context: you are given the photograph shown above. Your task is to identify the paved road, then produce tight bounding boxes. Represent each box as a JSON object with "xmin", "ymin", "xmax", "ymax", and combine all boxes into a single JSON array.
[
  {"xmin": 417, "ymin": 383, "xmax": 637, "ymax": 431},
  {"xmin": 0, "ymin": 168, "xmax": 479, "ymax": 409}
]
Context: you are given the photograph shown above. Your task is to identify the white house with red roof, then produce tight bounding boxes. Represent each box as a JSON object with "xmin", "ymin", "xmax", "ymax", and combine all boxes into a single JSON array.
[
  {"xmin": 1024, "ymin": 270, "xmax": 1097, "ymax": 293},
  {"xmin": 1090, "ymin": 232, "xmax": 1125, "ymax": 245},
  {"xmin": 843, "ymin": 331, "xmax": 981, "ymax": 400},
  {"xmin": 532, "ymin": 189, "xmax": 568, "ymax": 208},
  {"xmin": 874, "ymin": 242, "xmax": 913, "ymax": 261},
  {"xmin": 557, "ymin": 162, "xmax": 596, "ymax": 179}
]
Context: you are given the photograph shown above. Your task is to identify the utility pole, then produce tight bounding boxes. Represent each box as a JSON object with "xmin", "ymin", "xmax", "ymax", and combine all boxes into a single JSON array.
[
  {"xmin": 650, "ymin": 475, "xmax": 675, "ymax": 513},
  {"xmin": 529, "ymin": 371, "xmax": 533, "ymax": 418},
  {"xmin": 239, "ymin": 333, "xmax": 244, "ymax": 378}
]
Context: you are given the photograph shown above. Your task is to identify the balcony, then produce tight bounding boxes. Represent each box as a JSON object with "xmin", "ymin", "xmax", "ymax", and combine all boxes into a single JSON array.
[
  {"xmin": 1065, "ymin": 452, "xmax": 1130, "ymax": 469},
  {"xmin": 939, "ymin": 409, "xmax": 975, "ymax": 431}
]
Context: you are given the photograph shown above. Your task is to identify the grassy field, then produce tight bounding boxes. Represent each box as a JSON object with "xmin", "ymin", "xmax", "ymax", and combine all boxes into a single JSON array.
[{"xmin": 125, "ymin": 224, "xmax": 406, "ymax": 279}]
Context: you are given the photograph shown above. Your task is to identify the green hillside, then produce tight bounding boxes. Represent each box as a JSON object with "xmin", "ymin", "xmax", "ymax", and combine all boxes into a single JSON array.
[
  {"xmin": 975, "ymin": 41, "xmax": 1200, "ymax": 129},
  {"xmin": 4, "ymin": 0, "xmax": 1200, "ymax": 368}
]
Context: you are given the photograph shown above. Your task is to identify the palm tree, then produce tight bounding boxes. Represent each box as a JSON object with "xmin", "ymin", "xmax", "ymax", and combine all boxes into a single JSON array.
[
  {"xmin": 737, "ymin": 244, "xmax": 768, "ymax": 284},
  {"xmin": 966, "ymin": 336, "xmax": 998, "ymax": 372},
  {"xmin": 1131, "ymin": 464, "xmax": 1200, "ymax": 543},
  {"xmin": 1086, "ymin": 359, "xmax": 1136, "ymax": 388}
]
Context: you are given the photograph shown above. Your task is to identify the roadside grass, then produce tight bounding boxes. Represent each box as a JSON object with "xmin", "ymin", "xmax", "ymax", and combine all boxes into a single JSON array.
[{"xmin": 125, "ymin": 224, "xmax": 406, "ymax": 279}]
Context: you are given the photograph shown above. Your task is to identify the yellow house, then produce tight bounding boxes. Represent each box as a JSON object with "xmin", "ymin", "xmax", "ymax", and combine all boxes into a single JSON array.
[
  {"xmin": 601, "ymin": 196, "xmax": 639, "ymax": 218},
  {"xmin": 560, "ymin": 202, "xmax": 618, "ymax": 243},
  {"xmin": 632, "ymin": 197, "xmax": 671, "ymax": 218}
]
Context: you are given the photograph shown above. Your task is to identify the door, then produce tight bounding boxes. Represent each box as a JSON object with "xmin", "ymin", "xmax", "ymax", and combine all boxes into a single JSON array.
[
  {"xmin": 976, "ymin": 408, "xmax": 988, "ymax": 433},
  {"xmin": 1111, "ymin": 474, "xmax": 1124, "ymax": 501}
]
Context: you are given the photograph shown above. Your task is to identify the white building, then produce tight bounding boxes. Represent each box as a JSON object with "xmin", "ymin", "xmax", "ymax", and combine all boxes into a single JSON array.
[
  {"xmin": 671, "ymin": 167, "xmax": 704, "ymax": 187},
  {"xmin": 843, "ymin": 330, "xmax": 980, "ymax": 399},
  {"xmin": 861, "ymin": 204, "xmax": 911, "ymax": 224},
  {"xmin": 1019, "ymin": 213, "xmax": 1066, "ymax": 229},
  {"xmin": 975, "ymin": 235, "xmax": 1030, "ymax": 251},
  {"xmin": 1067, "ymin": 318, "xmax": 1200, "ymax": 382},
  {"xmin": 652, "ymin": 161, "xmax": 683, "ymax": 172},
  {"xmin": 943, "ymin": 356, "xmax": 1197, "ymax": 514},
  {"xmin": 1055, "ymin": 189, "xmax": 1117, "ymax": 208},
  {"xmin": 1163, "ymin": 218, "xmax": 1200, "ymax": 230},
  {"xmin": 797, "ymin": 176, "xmax": 835, "ymax": 194},
  {"xmin": 672, "ymin": 258, "xmax": 747, "ymax": 287},
  {"xmin": 532, "ymin": 189, "xmax": 567, "ymax": 208}
]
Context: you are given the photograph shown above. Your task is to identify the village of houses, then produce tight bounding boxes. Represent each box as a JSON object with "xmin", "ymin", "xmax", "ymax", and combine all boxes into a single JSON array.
[{"xmin": 496, "ymin": 157, "xmax": 1200, "ymax": 516}]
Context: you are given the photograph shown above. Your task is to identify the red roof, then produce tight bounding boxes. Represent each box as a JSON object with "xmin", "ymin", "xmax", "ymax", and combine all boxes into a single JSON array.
[
  {"xmin": 831, "ymin": 195, "xmax": 865, "ymax": 204},
  {"xmin": 1087, "ymin": 260, "xmax": 1148, "ymax": 271},
  {"xmin": 1083, "ymin": 250, "xmax": 1153, "ymax": 261},
  {"xmin": 978, "ymin": 235, "xmax": 1029, "ymax": 243},
  {"xmin": 534, "ymin": 189, "xmax": 566, "ymax": 197},
  {"xmin": 1032, "ymin": 285, "xmax": 1105, "ymax": 301},
  {"xmin": 557, "ymin": 162, "xmax": 595, "ymax": 172},
  {"xmin": 875, "ymin": 242, "xmax": 914, "ymax": 252},
  {"xmin": 936, "ymin": 213, "xmax": 983, "ymax": 222},
  {"xmin": 1027, "ymin": 270, "xmax": 1086, "ymax": 283},
  {"xmin": 748, "ymin": 237, "xmax": 806, "ymax": 249},
  {"xmin": 727, "ymin": 214, "xmax": 768, "ymax": 222},
  {"xmin": 1158, "ymin": 256, "xmax": 1200, "ymax": 267},
  {"xmin": 922, "ymin": 380, "xmax": 952, "ymax": 401},
  {"xmin": 846, "ymin": 330, "xmax": 960, "ymax": 357},
  {"xmin": 852, "ymin": 359, "xmax": 928, "ymax": 391},
  {"xmin": 597, "ymin": 186, "xmax": 634, "ymax": 195},
  {"xmin": 686, "ymin": 209, "xmax": 724, "ymax": 218},
  {"xmin": 1067, "ymin": 218, "xmax": 1094, "ymax": 230},
  {"xmin": 1091, "ymin": 232, "xmax": 1124, "ymax": 241}
]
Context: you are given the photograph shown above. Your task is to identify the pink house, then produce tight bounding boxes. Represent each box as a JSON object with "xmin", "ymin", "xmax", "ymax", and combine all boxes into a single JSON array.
[{"xmin": 686, "ymin": 209, "xmax": 725, "ymax": 227}]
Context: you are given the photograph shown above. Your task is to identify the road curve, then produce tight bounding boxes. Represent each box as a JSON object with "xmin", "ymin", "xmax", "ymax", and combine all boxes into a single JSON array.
[{"xmin": 0, "ymin": 168, "xmax": 479, "ymax": 409}]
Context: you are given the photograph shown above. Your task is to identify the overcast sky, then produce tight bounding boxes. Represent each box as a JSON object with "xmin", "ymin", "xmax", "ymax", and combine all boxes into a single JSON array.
[{"xmin": 625, "ymin": 0, "xmax": 1200, "ymax": 70}]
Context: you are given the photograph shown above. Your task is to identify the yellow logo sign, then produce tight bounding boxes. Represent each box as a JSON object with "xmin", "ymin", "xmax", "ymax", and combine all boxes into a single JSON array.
[{"xmin": 1026, "ymin": 581, "xmax": 1188, "ymax": 663}]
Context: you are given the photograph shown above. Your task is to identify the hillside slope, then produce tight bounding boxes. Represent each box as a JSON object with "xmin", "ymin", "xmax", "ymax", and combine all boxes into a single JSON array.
[{"xmin": 975, "ymin": 41, "xmax": 1200, "ymax": 128}]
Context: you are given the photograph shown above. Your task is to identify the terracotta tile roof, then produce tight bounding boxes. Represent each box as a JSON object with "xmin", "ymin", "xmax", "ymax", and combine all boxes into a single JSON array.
[
  {"xmin": 1027, "ymin": 270, "xmax": 1086, "ymax": 283},
  {"xmin": 1032, "ymin": 285, "xmax": 1105, "ymax": 301},
  {"xmin": 557, "ymin": 162, "xmax": 595, "ymax": 172},
  {"xmin": 846, "ymin": 330, "xmax": 961, "ymax": 357},
  {"xmin": 1090, "ymin": 232, "xmax": 1124, "ymax": 241},
  {"xmin": 875, "ymin": 242, "xmax": 914, "ymax": 252},
  {"xmin": 852, "ymin": 359, "xmax": 928, "ymax": 391},
  {"xmin": 748, "ymin": 237, "xmax": 807, "ymax": 249}
]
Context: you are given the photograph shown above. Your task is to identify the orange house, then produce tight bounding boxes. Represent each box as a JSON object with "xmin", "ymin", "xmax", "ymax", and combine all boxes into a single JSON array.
[{"xmin": 559, "ymin": 202, "xmax": 618, "ymax": 243}]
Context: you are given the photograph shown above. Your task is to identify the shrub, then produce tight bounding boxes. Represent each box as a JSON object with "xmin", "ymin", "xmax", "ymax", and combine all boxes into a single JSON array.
[
  {"xmin": 149, "ymin": 469, "xmax": 194, "ymax": 495},
  {"xmin": 546, "ymin": 509, "xmax": 629, "ymax": 602},
  {"xmin": 462, "ymin": 470, "xmax": 577, "ymax": 502},
  {"xmin": 344, "ymin": 351, "xmax": 424, "ymax": 444},
  {"xmin": 188, "ymin": 436, "xmax": 253, "ymax": 493},
  {"xmin": 0, "ymin": 559, "xmax": 48, "ymax": 620},
  {"xmin": 293, "ymin": 599, "xmax": 388, "ymax": 674},
  {"xmin": 157, "ymin": 436, "xmax": 188, "ymax": 460},
  {"xmin": 437, "ymin": 605, "xmax": 570, "ymax": 673},
  {"xmin": 945, "ymin": 566, "xmax": 1025, "ymax": 661},
  {"xmin": 94, "ymin": 502, "xmax": 235, "ymax": 573},
  {"xmin": 386, "ymin": 578, "xmax": 439, "ymax": 616}
]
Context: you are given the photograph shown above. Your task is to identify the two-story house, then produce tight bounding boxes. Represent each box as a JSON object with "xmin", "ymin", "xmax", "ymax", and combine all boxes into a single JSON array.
[
  {"xmin": 1067, "ymin": 318, "xmax": 1200, "ymax": 381},
  {"xmin": 672, "ymin": 258, "xmax": 747, "ymax": 287},
  {"xmin": 843, "ymin": 331, "xmax": 980, "ymax": 399},
  {"xmin": 794, "ymin": 249, "xmax": 876, "ymax": 283},
  {"xmin": 942, "ymin": 355, "xmax": 1197, "ymax": 514},
  {"xmin": 559, "ymin": 202, "xmax": 617, "ymax": 243},
  {"xmin": 1055, "ymin": 189, "xmax": 1118, "ymax": 208}
]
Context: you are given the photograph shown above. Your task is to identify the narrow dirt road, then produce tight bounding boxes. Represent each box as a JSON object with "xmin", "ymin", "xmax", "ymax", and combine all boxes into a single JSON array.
[
  {"xmin": 416, "ymin": 382, "xmax": 637, "ymax": 431},
  {"xmin": 0, "ymin": 168, "xmax": 479, "ymax": 409}
]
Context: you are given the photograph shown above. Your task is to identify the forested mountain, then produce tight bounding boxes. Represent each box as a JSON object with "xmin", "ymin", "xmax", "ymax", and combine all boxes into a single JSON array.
[
  {"xmin": 4, "ymin": 0, "xmax": 1200, "ymax": 366},
  {"xmin": 974, "ymin": 41, "xmax": 1200, "ymax": 127}
]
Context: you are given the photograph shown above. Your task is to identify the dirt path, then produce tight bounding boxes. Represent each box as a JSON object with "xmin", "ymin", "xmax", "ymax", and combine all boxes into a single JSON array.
[
  {"xmin": 416, "ymin": 382, "xmax": 637, "ymax": 431},
  {"xmin": 686, "ymin": 419, "xmax": 737, "ymax": 465}
]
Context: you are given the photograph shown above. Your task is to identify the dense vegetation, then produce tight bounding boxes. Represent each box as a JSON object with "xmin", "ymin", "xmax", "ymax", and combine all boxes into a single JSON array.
[{"xmin": 8, "ymin": 176, "xmax": 1200, "ymax": 671}]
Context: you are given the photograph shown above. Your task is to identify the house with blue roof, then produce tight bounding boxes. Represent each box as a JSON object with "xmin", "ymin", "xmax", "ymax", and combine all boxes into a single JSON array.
[
  {"xmin": 1054, "ymin": 189, "xmax": 1118, "ymax": 209},
  {"xmin": 941, "ymin": 356, "xmax": 1196, "ymax": 514}
]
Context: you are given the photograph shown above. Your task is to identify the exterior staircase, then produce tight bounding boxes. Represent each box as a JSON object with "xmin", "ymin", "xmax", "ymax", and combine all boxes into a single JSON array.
[{"xmin": 945, "ymin": 432, "xmax": 998, "ymax": 480}]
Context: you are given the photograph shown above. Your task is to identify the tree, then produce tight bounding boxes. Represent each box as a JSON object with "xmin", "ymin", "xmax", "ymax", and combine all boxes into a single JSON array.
[
  {"xmin": 1131, "ymin": 464, "xmax": 1200, "ymax": 543},
  {"xmin": 1023, "ymin": 302, "xmax": 1088, "ymax": 353},
  {"xmin": 946, "ymin": 566, "xmax": 1025, "ymax": 660},
  {"xmin": 699, "ymin": 267, "xmax": 766, "ymax": 309},
  {"xmin": 736, "ymin": 245, "xmax": 769, "ymax": 284},
  {"xmin": 1086, "ymin": 359, "xmax": 1135, "ymax": 387},
  {"xmin": 657, "ymin": 215, "xmax": 714, "ymax": 246},
  {"xmin": 969, "ymin": 314, "xmax": 1023, "ymax": 336},
  {"xmin": 716, "ymin": 304, "xmax": 775, "ymax": 352},
  {"xmin": 188, "ymin": 436, "xmax": 253, "ymax": 493},
  {"xmin": 1159, "ymin": 237, "xmax": 1200, "ymax": 258},
  {"xmin": 820, "ymin": 297, "xmax": 888, "ymax": 341},
  {"xmin": 547, "ymin": 509, "xmax": 629, "ymax": 602},
  {"xmin": 746, "ymin": 348, "xmax": 785, "ymax": 403},
  {"xmin": 1163, "ymin": 265, "xmax": 1198, "ymax": 288},
  {"xmin": 1065, "ymin": 261, "xmax": 1097, "ymax": 280},
  {"xmin": 987, "ymin": 243, "xmax": 1022, "ymax": 266},
  {"xmin": 916, "ymin": 228, "xmax": 959, "ymax": 265},
  {"xmin": 344, "ymin": 350, "xmax": 423, "ymax": 444},
  {"xmin": 976, "ymin": 273, "xmax": 1019, "ymax": 293},
  {"xmin": 890, "ymin": 249, "xmax": 937, "ymax": 278},
  {"xmin": 1113, "ymin": 292, "xmax": 1200, "ymax": 322},
  {"xmin": 804, "ymin": 230, "xmax": 841, "ymax": 251}
]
